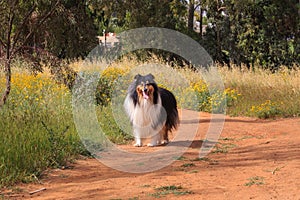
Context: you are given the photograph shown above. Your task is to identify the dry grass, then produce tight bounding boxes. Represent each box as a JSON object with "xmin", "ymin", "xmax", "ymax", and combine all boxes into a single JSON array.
[
  {"xmin": 71, "ymin": 56, "xmax": 300, "ymax": 117},
  {"xmin": 219, "ymin": 65, "xmax": 300, "ymax": 117},
  {"xmin": 1, "ymin": 57, "xmax": 299, "ymax": 187}
]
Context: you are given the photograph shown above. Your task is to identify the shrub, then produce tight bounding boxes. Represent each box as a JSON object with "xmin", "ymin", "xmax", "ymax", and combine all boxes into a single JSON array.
[
  {"xmin": 94, "ymin": 65, "xmax": 241, "ymax": 113},
  {"xmin": 0, "ymin": 72, "xmax": 83, "ymax": 186},
  {"xmin": 96, "ymin": 67, "xmax": 129, "ymax": 106},
  {"xmin": 250, "ymin": 100, "xmax": 282, "ymax": 119},
  {"xmin": 187, "ymin": 80, "xmax": 240, "ymax": 113}
]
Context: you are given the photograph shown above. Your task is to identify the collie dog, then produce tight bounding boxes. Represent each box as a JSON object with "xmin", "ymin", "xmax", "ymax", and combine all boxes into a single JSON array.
[{"xmin": 124, "ymin": 74, "xmax": 179, "ymax": 147}]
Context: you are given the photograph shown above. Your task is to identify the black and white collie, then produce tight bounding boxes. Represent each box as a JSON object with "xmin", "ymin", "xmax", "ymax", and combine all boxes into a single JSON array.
[{"xmin": 124, "ymin": 74, "xmax": 179, "ymax": 147}]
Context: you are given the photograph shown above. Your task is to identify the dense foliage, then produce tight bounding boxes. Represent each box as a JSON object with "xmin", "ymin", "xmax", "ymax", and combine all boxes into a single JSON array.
[
  {"xmin": 0, "ymin": 0, "xmax": 97, "ymax": 60},
  {"xmin": 0, "ymin": 72, "xmax": 86, "ymax": 186},
  {"xmin": 87, "ymin": 0, "xmax": 299, "ymax": 70},
  {"xmin": 0, "ymin": 0, "xmax": 298, "ymax": 74},
  {"xmin": 1, "ymin": 0, "xmax": 298, "ymax": 68},
  {"xmin": 201, "ymin": 0, "xmax": 299, "ymax": 70}
]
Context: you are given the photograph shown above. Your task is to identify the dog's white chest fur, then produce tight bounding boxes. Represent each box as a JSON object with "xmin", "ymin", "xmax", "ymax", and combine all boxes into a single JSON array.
[{"xmin": 124, "ymin": 95, "xmax": 164, "ymax": 146}]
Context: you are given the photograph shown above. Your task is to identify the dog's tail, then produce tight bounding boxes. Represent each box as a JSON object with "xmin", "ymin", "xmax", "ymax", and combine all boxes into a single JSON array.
[{"xmin": 159, "ymin": 88, "xmax": 179, "ymax": 132}]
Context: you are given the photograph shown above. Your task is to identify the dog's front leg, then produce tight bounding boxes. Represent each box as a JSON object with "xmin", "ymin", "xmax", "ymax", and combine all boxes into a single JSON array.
[
  {"xmin": 134, "ymin": 137, "xmax": 142, "ymax": 147},
  {"xmin": 133, "ymin": 129, "xmax": 143, "ymax": 147},
  {"xmin": 147, "ymin": 133, "xmax": 161, "ymax": 147}
]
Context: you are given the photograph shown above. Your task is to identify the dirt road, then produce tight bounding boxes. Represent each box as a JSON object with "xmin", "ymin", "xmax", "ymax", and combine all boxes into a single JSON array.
[{"xmin": 3, "ymin": 111, "xmax": 300, "ymax": 199}]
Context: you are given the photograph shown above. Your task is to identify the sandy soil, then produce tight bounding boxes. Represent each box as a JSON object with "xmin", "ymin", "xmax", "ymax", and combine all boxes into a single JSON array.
[{"xmin": 2, "ymin": 110, "xmax": 300, "ymax": 200}]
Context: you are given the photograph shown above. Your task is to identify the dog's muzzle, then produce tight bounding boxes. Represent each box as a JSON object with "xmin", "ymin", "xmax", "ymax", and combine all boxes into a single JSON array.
[{"xmin": 143, "ymin": 88, "xmax": 149, "ymax": 99}]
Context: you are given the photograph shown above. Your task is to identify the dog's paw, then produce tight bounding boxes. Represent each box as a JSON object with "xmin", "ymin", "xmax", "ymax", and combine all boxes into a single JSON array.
[
  {"xmin": 134, "ymin": 143, "xmax": 142, "ymax": 147},
  {"xmin": 147, "ymin": 143, "xmax": 156, "ymax": 147},
  {"xmin": 161, "ymin": 140, "xmax": 169, "ymax": 145}
]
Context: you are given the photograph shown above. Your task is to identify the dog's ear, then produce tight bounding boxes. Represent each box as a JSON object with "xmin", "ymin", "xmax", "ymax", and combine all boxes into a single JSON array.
[
  {"xmin": 148, "ymin": 73, "xmax": 155, "ymax": 80},
  {"xmin": 134, "ymin": 74, "xmax": 141, "ymax": 80}
]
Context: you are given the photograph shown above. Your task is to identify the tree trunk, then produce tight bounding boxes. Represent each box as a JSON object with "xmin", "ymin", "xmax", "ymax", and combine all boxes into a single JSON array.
[
  {"xmin": 1, "ymin": 58, "xmax": 12, "ymax": 107},
  {"xmin": 216, "ymin": 23, "xmax": 221, "ymax": 62},
  {"xmin": 188, "ymin": 1, "xmax": 195, "ymax": 31},
  {"xmin": 199, "ymin": 8, "xmax": 203, "ymax": 38}
]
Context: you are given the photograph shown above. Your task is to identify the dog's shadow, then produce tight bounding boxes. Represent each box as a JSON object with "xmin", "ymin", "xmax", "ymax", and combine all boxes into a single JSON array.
[{"xmin": 165, "ymin": 140, "xmax": 209, "ymax": 149}]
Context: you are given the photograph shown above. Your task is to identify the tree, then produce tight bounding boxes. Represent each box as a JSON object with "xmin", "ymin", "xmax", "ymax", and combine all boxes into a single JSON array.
[
  {"xmin": 200, "ymin": 0, "xmax": 230, "ymax": 66},
  {"xmin": 0, "ymin": 0, "xmax": 60, "ymax": 106},
  {"xmin": 123, "ymin": 0, "xmax": 187, "ymax": 30},
  {"xmin": 202, "ymin": 0, "xmax": 300, "ymax": 69},
  {"xmin": 87, "ymin": 0, "xmax": 128, "ymax": 34},
  {"xmin": 187, "ymin": 0, "xmax": 203, "ymax": 33},
  {"xmin": 89, "ymin": 0, "xmax": 187, "ymax": 32},
  {"xmin": 0, "ymin": 0, "xmax": 98, "ymax": 106},
  {"xmin": 41, "ymin": 0, "xmax": 98, "ymax": 59},
  {"xmin": 228, "ymin": 0, "xmax": 299, "ymax": 69}
]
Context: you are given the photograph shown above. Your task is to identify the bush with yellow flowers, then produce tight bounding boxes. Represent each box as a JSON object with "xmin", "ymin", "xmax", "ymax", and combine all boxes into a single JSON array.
[
  {"xmin": 96, "ymin": 67, "xmax": 241, "ymax": 113},
  {"xmin": 250, "ymin": 100, "xmax": 282, "ymax": 119},
  {"xmin": 6, "ymin": 73, "xmax": 70, "ymax": 115},
  {"xmin": 0, "ymin": 72, "xmax": 86, "ymax": 186},
  {"xmin": 96, "ymin": 67, "xmax": 129, "ymax": 106},
  {"xmin": 187, "ymin": 80, "xmax": 240, "ymax": 113}
]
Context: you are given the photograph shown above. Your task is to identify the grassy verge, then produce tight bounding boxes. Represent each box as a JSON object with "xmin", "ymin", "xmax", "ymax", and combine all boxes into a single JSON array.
[
  {"xmin": 0, "ymin": 72, "xmax": 85, "ymax": 187},
  {"xmin": 1, "ymin": 58, "xmax": 299, "ymax": 187},
  {"xmin": 0, "ymin": 68, "xmax": 128, "ymax": 187},
  {"xmin": 220, "ymin": 65, "xmax": 300, "ymax": 118},
  {"xmin": 92, "ymin": 57, "xmax": 300, "ymax": 118}
]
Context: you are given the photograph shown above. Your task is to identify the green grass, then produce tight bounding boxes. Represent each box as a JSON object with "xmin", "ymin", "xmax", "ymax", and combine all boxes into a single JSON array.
[
  {"xmin": 94, "ymin": 57, "xmax": 300, "ymax": 118},
  {"xmin": 96, "ymin": 106, "xmax": 133, "ymax": 144},
  {"xmin": 181, "ymin": 163, "xmax": 196, "ymax": 168},
  {"xmin": 220, "ymin": 65, "xmax": 300, "ymax": 118},
  {"xmin": 149, "ymin": 185, "xmax": 193, "ymax": 198},
  {"xmin": 128, "ymin": 197, "xmax": 139, "ymax": 200},
  {"xmin": 1, "ymin": 58, "xmax": 300, "ymax": 188},
  {"xmin": 244, "ymin": 176, "xmax": 265, "ymax": 186},
  {"xmin": 173, "ymin": 156, "xmax": 187, "ymax": 161},
  {"xmin": 78, "ymin": 57, "xmax": 300, "ymax": 118},
  {"xmin": 0, "ymin": 74, "xmax": 85, "ymax": 186},
  {"xmin": 0, "ymin": 67, "xmax": 133, "ymax": 187},
  {"xmin": 191, "ymin": 157, "xmax": 210, "ymax": 162},
  {"xmin": 211, "ymin": 138, "xmax": 238, "ymax": 154},
  {"xmin": 187, "ymin": 170, "xmax": 199, "ymax": 174},
  {"xmin": 211, "ymin": 142, "xmax": 237, "ymax": 154}
]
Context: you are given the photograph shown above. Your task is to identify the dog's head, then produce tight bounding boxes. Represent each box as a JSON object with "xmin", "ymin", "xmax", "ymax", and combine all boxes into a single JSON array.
[{"xmin": 134, "ymin": 74, "xmax": 157, "ymax": 100}]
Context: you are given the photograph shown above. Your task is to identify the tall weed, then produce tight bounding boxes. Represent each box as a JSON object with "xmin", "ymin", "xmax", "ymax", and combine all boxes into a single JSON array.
[{"xmin": 0, "ymin": 72, "xmax": 83, "ymax": 186}]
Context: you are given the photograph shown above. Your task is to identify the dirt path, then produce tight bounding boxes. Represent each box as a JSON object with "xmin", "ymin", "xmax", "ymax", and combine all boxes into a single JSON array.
[{"xmin": 3, "ymin": 111, "xmax": 300, "ymax": 200}]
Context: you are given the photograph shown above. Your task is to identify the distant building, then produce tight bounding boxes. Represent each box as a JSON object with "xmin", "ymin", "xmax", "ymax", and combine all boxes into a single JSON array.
[
  {"xmin": 194, "ymin": 20, "xmax": 207, "ymax": 34},
  {"xmin": 97, "ymin": 32, "xmax": 119, "ymax": 48}
]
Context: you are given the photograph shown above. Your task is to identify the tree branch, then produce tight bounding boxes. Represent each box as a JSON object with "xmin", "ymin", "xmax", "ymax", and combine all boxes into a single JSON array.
[
  {"xmin": 12, "ymin": 0, "xmax": 61, "ymax": 56},
  {"xmin": 0, "ymin": 0, "xmax": 18, "ymax": 107},
  {"xmin": 0, "ymin": 37, "xmax": 6, "ymax": 49},
  {"xmin": 194, "ymin": 3, "xmax": 201, "ymax": 11},
  {"xmin": 218, "ymin": 6, "xmax": 226, "ymax": 12},
  {"xmin": 11, "ymin": 4, "xmax": 37, "ymax": 51},
  {"xmin": 6, "ymin": 2, "xmax": 17, "ymax": 59}
]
